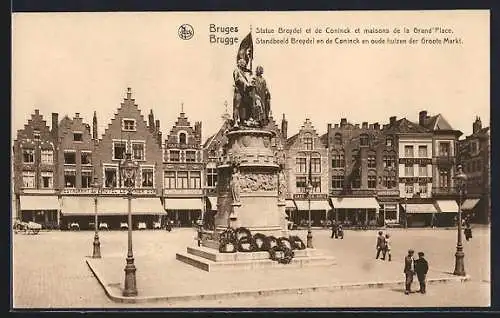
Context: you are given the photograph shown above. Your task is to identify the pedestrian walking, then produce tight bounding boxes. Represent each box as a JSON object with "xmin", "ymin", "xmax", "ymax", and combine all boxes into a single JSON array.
[
  {"xmin": 376, "ymin": 231, "xmax": 386, "ymax": 260},
  {"xmin": 337, "ymin": 224, "xmax": 344, "ymax": 239},
  {"xmin": 403, "ymin": 249, "xmax": 416, "ymax": 295},
  {"xmin": 415, "ymin": 251, "xmax": 429, "ymax": 294},
  {"xmin": 464, "ymin": 223, "xmax": 473, "ymax": 241},
  {"xmin": 331, "ymin": 221, "xmax": 338, "ymax": 239},
  {"xmin": 383, "ymin": 233, "xmax": 391, "ymax": 261}
]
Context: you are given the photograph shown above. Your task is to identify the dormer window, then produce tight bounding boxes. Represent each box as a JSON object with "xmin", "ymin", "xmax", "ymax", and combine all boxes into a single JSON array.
[
  {"xmin": 385, "ymin": 137, "xmax": 393, "ymax": 147},
  {"xmin": 73, "ymin": 132, "xmax": 83, "ymax": 142},
  {"xmin": 360, "ymin": 134, "xmax": 369, "ymax": 146},
  {"xmin": 33, "ymin": 130, "xmax": 40, "ymax": 140},
  {"xmin": 179, "ymin": 133, "xmax": 187, "ymax": 145},
  {"xmin": 122, "ymin": 119, "xmax": 136, "ymax": 131}
]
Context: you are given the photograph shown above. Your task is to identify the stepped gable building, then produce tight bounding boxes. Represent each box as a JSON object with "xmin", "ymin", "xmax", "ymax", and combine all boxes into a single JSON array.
[
  {"xmin": 284, "ymin": 118, "xmax": 330, "ymax": 227},
  {"xmin": 162, "ymin": 106, "xmax": 204, "ymax": 226},
  {"xmin": 13, "ymin": 109, "xmax": 60, "ymax": 228},
  {"xmin": 325, "ymin": 119, "xmax": 386, "ymax": 226},
  {"xmin": 458, "ymin": 116, "xmax": 490, "ymax": 224},
  {"xmin": 78, "ymin": 88, "xmax": 165, "ymax": 230},
  {"xmin": 419, "ymin": 110, "xmax": 463, "ymax": 226}
]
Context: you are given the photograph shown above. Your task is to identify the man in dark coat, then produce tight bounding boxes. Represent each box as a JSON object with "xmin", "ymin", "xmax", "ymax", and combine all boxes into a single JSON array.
[
  {"xmin": 376, "ymin": 231, "xmax": 386, "ymax": 259},
  {"xmin": 403, "ymin": 249, "xmax": 416, "ymax": 294},
  {"xmin": 414, "ymin": 251, "xmax": 429, "ymax": 294},
  {"xmin": 331, "ymin": 221, "xmax": 338, "ymax": 239}
]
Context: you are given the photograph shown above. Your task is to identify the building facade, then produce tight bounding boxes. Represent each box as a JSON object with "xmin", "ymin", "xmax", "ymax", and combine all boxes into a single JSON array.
[
  {"xmin": 285, "ymin": 119, "xmax": 330, "ymax": 226},
  {"xmin": 458, "ymin": 117, "xmax": 490, "ymax": 224},
  {"xmin": 420, "ymin": 111, "xmax": 463, "ymax": 226},
  {"xmin": 163, "ymin": 109, "xmax": 205, "ymax": 227},
  {"xmin": 79, "ymin": 88, "xmax": 165, "ymax": 230},
  {"xmin": 325, "ymin": 119, "xmax": 388, "ymax": 227},
  {"xmin": 385, "ymin": 116, "xmax": 435, "ymax": 227},
  {"xmin": 13, "ymin": 110, "xmax": 60, "ymax": 228}
]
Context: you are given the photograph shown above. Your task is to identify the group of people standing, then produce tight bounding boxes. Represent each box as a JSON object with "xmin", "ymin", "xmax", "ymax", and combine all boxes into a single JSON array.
[{"xmin": 375, "ymin": 231, "xmax": 392, "ymax": 261}]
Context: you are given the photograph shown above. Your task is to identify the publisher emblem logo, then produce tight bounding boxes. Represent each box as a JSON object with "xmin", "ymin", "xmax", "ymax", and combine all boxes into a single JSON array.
[{"xmin": 178, "ymin": 24, "xmax": 194, "ymax": 40}]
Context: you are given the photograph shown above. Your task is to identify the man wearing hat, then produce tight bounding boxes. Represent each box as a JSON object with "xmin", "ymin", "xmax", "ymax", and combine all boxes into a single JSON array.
[
  {"xmin": 376, "ymin": 231, "xmax": 386, "ymax": 259},
  {"xmin": 403, "ymin": 249, "xmax": 416, "ymax": 294},
  {"xmin": 415, "ymin": 251, "xmax": 429, "ymax": 294}
]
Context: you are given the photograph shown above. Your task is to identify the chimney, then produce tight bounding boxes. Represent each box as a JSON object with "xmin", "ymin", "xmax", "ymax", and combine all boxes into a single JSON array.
[
  {"xmin": 340, "ymin": 118, "xmax": 347, "ymax": 128},
  {"xmin": 126, "ymin": 87, "xmax": 132, "ymax": 99},
  {"xmin": 389, "ymin": 116, "xmax": 396, "ymax": 125},
  {"xmin": 473, "ymin": 116, "xmax": 482, "ymax": 134},
  {"xmin": 51, "ymin": 112, "xmax": 59, "ymax": 139},
  {"xmin": 75, "ymin": 113, "xmax": 80, "ymax": 118},
  {"xmin": 148, "ymin": 110, "xmax": 155, "ymax": 133},
  {"xmin": 155, "ymin": 119, "xmax": 160, "ymax": 131},
  {"xmin": 92, "ymin": 111, "xmax": 98, "ymax": 140},
  {"xmin": 362, "ymin": 122, "xmax": 368, "ymax": 129},
  {"xmin": 195, "ymin": 121, "xmax": 202, "ymax": 144},
  {"xmin": 369, "ymin": 124, "xmax": 373, "ymax": 129},
  {"xmin": 355, "ymin": 124, "xmax": 360, "ymax": 129},
  {"xmin": 327, "ymin": 123, "xmax": 332, "ymax": 147},
  {"xmin": 281, "ymin": 114, "xmax": 288, "ymax": 139},
  {"xmin": 157, "ymin": 131, "xmax": 162, "ymax": 147},
  {"xmin": 419, "ymin": 110, "xmax": 427, "ymax": 126},
  {"xmin": 373, "ymin": 122, "xmax": 380, "ymax": 130}
]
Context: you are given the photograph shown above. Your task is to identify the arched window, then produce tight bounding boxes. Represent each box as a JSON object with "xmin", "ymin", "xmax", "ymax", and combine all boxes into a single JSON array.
[
  {"xmin": 368, "ymin": 170, "xmax": 377, "ymax": 189},
  {"xmin": 334, "ymin": 133, "xmax": 342, "ymax": 145},
  {"xmin": 179, "ymin": 132, "xmax": 186, "ymax": 145}
]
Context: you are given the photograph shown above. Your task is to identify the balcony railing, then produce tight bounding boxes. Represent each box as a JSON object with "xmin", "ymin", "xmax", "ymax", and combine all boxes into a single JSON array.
[
  {"xmin": 163, "ymin": 188, "xmax": 203, "ymax": 196},
  {"xmin": 432, "ymin": 186, "xmax": 457, "ymax": 195}
]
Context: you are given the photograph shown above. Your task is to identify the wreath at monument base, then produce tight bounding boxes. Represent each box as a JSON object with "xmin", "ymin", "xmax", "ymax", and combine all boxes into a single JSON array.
[
  {"xmin": 253, "ymin": 233, "xmax": 269, "ymax": 251},
  {"xmin": 269, "ymin": 245, "xmax": 295, "ymax": 264},
  {"xmin": 237, "ymin": 236, "xmax": 257, "ymax": 252},
  {"xmin": 266, "ymin": 236, "xmax": 279, "ymax": 250},
  {"xmin": 289, "ymin": 235, "xmax": 307, "ymax": 250},
  {"xmin": 235, "ymin": 227, "xmax": 252, "ymax": 241},
  {"xmin": 218, "ymin": 228, "xmax": 237, "ymax": 253}
]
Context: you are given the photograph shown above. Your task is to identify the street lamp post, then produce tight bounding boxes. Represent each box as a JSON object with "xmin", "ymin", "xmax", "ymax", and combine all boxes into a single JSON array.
[
  {"xmin": 121, "ymin": 152, "xmax": 139, "ymax": 297},
  {"xmin": 198, "ymin": 188, "xmax": 206, "ymax": 247},
  {"xmin": 91, "ymin": 177, "xmax": 101, "ymax": 258},
  {"xmin": 404, "ymin": 196, "xmax": 408, "ymax": 229},
  {"xmin": 454, "ymin": 164, "xmax": 467, "ymax": 276},
  {"xmin": 306, "ymin": 182, "xmax": 313, "ymax": 248}
]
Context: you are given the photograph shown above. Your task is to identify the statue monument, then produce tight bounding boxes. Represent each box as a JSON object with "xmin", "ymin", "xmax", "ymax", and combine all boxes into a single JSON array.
[{"xmin": 176, "ymin": 30, "xmax": 336, "ymax": 271}]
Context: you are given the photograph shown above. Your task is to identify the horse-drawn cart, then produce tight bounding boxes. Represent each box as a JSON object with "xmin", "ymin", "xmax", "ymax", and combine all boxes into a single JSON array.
[{"xmin": 14, "ymin": 220, "xmax": 42, "ymax": 235}]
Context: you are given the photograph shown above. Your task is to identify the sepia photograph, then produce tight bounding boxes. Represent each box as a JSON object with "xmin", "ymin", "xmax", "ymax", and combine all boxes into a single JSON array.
[{"xmin": 11, "ymin": 10, "xmax": 490, "ymax": 309}]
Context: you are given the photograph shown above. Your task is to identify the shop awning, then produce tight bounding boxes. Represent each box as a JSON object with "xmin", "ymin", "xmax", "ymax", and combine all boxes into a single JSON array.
[
  {"xmin": 285, "ymin": 199, "xmax": 296, "ymax": 209},
  {"xmin": 164, "ymin": 198, "xmax": 203, "ymax": 210},
  {"xmin": 132, "ymin": 198, "xmax": 165, "ymax": 214},
  {"xmin": 461, "ymin": 199, "xmax": 480, "ymax": 210},
  {"xmin": 436, "ymin": 200, "xmax": 458, "ymax": 213},
  {"xmin": 61, "ymin": 197, "xmax": 164, "ymax": 216},
  {"xmin": 207, "ymin": 197, "xmax": 218, "ymax": 210},
  {"xmin": 98, "ymin": 197, "xmax": 161, "ymax": 215},
  {"xmin": 20, "ymin": 195, "xmax": 60, "ymax": 210},
  {"xmin": 401, "ymin": 203, "xmax": 438, "ymax": 214},
  {"xmin": 61, "ymin": 197, "xmax": 95, "ymax": 216},
  {"xmin": 294, "ymin": 200, "xmax": 331, "ymax": 211},
  {"xmin": 330, "ymin": 197, "xmax": 379, "ymax": 210}
]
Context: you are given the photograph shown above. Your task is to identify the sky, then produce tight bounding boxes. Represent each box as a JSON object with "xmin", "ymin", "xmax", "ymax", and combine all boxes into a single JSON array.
[{"xmin": 12, "ymin": 11, "xmax": 489, "ymax": 143}]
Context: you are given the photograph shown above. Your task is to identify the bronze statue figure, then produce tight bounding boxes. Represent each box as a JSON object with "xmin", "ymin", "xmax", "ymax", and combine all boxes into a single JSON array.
[{"xmin": 254, "ymin": 65, "xmax": 271, "ymax": 125}]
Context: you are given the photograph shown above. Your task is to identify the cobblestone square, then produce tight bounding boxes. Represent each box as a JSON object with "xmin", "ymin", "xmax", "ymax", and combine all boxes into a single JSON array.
[{"xmin": 12, "ymin": 227, "xmax": 490, "ymax": 308}]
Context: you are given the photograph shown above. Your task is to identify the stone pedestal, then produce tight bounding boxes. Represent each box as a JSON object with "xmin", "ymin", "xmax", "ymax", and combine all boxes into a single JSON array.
[
  {"xmin": 213, "ymin": 129, "xmax": 284, "ymax": 237},
  {"xmin": 177, "ymin": 128, "xmax": 336, "ymax": 271}
]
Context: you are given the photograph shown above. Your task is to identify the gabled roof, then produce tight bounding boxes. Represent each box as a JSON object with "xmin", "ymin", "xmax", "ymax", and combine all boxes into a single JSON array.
[
  {"xmin": 384, "ymin": 118, "xmax": 430, "ymax": 134},
  {"xmin": 422, "ymin": 114, "xmax": 454, "ymax": 131}
]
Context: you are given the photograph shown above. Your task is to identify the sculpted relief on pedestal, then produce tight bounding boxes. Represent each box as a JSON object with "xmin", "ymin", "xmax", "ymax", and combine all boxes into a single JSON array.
[{"xmin": 239, "ymin": 173, "xmax": 277, "ymax": 192}]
